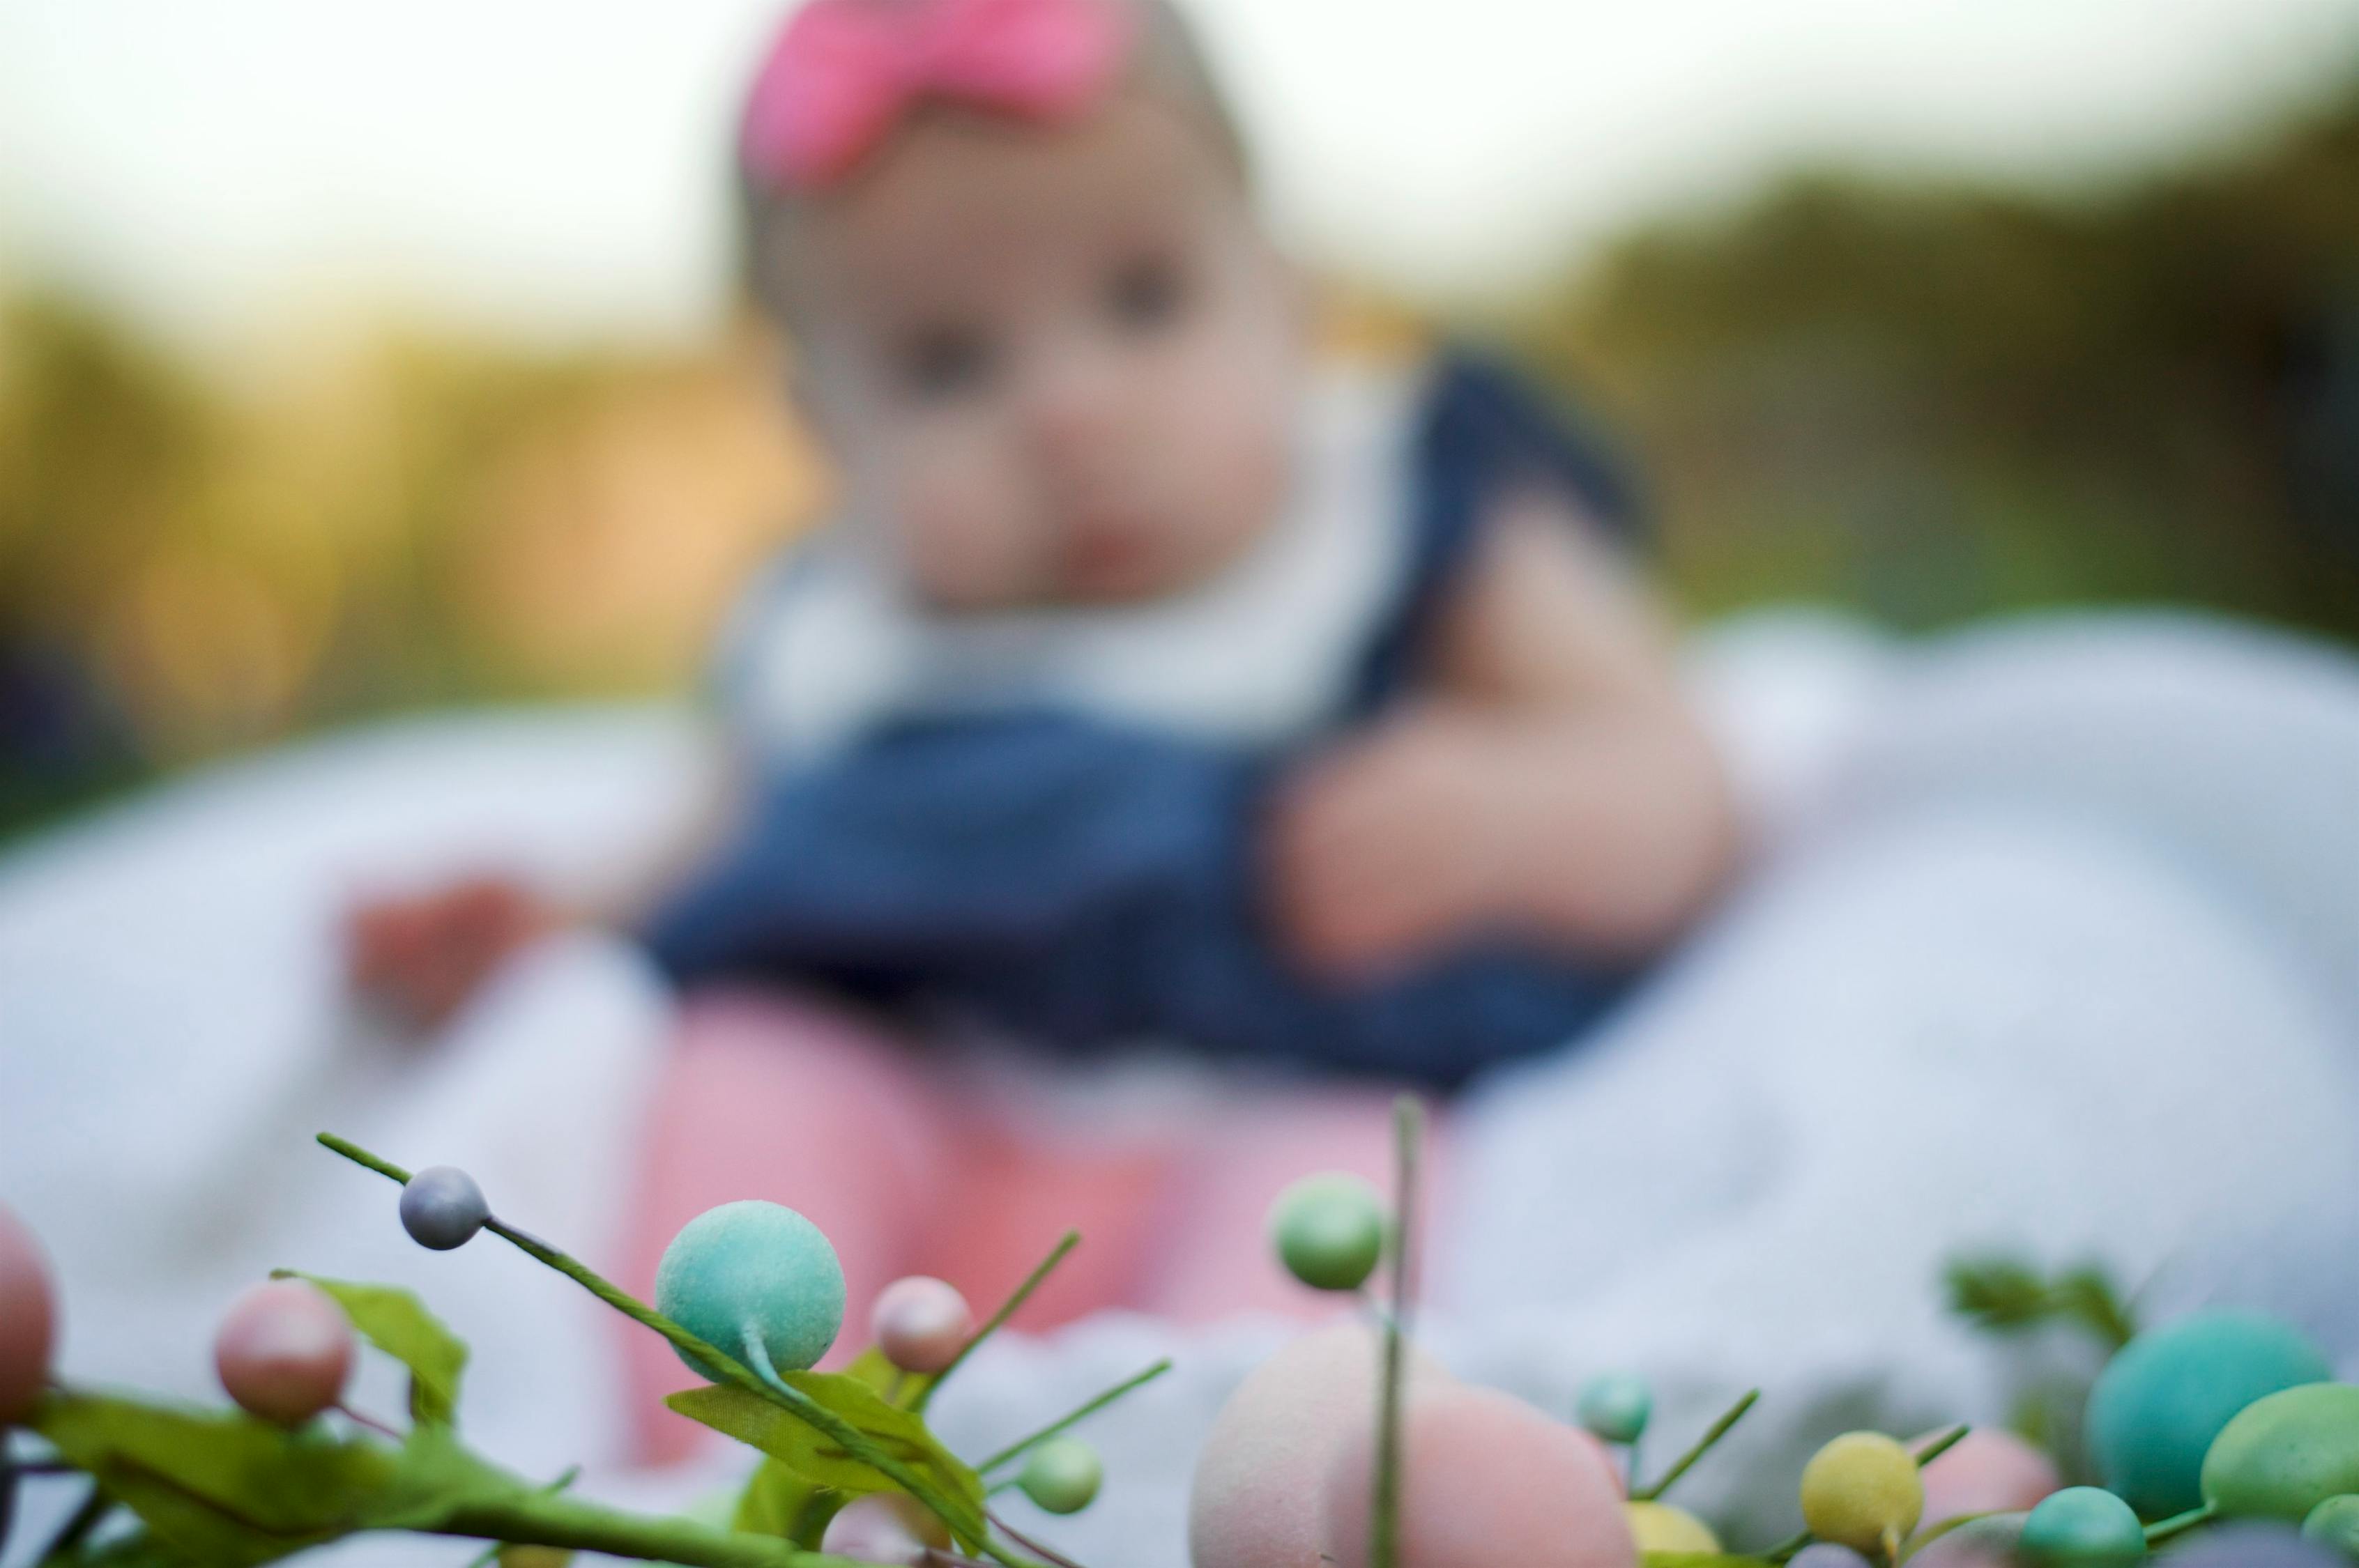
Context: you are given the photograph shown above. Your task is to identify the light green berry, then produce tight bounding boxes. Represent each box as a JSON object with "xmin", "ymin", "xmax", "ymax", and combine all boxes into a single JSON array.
[
  {"xmin": 1269, "ymin": 1174, "xmax": 1386, "ymax": 1293},
  {"xmin": 1798, "ymin": 1432, "xmax": 1924, "ymax": 1555},
  {"xmin": 2305, "ymin": 1493, "xmax": 2359, "ymax": 1558},
  {"xmin": 1575, "ymin": 1371, "xmax": 1653, "ymax": 1445},
  {"xmin": 1018, "ymin": 1436, "xmax": 1103, "ymax": 1516}
]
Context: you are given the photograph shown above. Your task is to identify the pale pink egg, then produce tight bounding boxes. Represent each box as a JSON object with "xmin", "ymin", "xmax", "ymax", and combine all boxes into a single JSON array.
[
  {"xmin": 0, "ymin": 1201, "xmax": 56, "ymax": 1425},
  {"xmin": 1320, "ymin": 1384, "xmax": 1637, "ymax": 1568},
  {"xmin": 821, "ymin": 1492, "xmax": 952, "ymax": 1566},
  {"xmin": 870, "ymin": 1277, "xmax": 973, "ymax": 1376},
  {"xmin": 1189, "ymin": 1323, "xmax": 1450, "ymax": 1568},
  {"xmin": 213, "ymin": 1279, "xmax": 355, "ymax": 1426},
  {"xmin": 1917, "ymin": 1429, "xmax": 2061, "ymax": 1525}
]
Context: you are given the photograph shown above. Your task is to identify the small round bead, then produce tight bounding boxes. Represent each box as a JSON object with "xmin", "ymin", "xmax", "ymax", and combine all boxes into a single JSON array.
[
  {"xmin": 1624, "ymin": 1501, "xmax": 1719, "ymax": 1553},
  {"xmin": 871, "ymin": 1277, "xmax": 972, "ymax": 1376},
  {"xmin": 1799, "ymin": 1432, "xmax": 1925, "ymax": 1555},
  {"xmin": 1268, "ymin": 1174, "xmax": 1386, "ymax": 1293},
  {"xmin": 1575, "ymin": 1371, "xmax": 1653, "ymax": 1445},
  {"xmin": 656, "ymin": 1201, "xmax": 845, "ymax": 1379},
  {"xmin": 213, "ymin": 1279, "xmax": 354, "ymax": 1425},
  {"xmin": 821, "ymin": 1492, "xmax": 951, "ymax": 1566},
  {"xmin": 2020, "ymin": 1486, "xmax": 2146, "ymax": 1567},
  {"xmin": 399, "ymin": 1167, "xmax": 491, "ymax": 1252},
  {"xmin": 2305, "ymin": 1495, "xmax": 2359, "ymax": 1557},
  {"xmin": 1789, "ymin": 1546, "xmax": 1873, "ymax": 1568},
  {"xmin": 0, "ymin": 1201, "xmax": 57, "ymax": 1426},
  {"xmin": 1018, "ymin": 1437, "xmax": 1104, "ymax": 1516}
]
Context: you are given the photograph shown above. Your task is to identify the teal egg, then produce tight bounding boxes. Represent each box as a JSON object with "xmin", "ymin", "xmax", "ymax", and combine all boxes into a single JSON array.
[
  {"xmin": 2087, "ymin": 1310, "xmax": 2331, "ymax": 1518},
  {"xmin": 1575, "ymin": 1371, "xmax": 1654, "ymax": 1445},
  {"xmin": 2303, "ymin": 1493, "xmax": 2359, "ymax": 1558},
  {"xmin": 2204, "ymin": 1384, "xmax": 2359, "ymax": 1523},
  {"xmin": 2020, "ymin": 1487, "xmax": 2147, "ymax": 1567},
  {"xmin": 654, "ymin": 1200, "xmax": 845, "ymax": 1380},
  {"xmin": 1269, "ymin": 1174, "xmax": 1386, "ymax": 1293}
]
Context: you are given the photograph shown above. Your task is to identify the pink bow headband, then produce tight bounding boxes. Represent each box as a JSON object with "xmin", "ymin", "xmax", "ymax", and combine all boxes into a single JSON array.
[{"xmin": 741, "ymin": 0, "xmax": 1140, "ymax": 193}]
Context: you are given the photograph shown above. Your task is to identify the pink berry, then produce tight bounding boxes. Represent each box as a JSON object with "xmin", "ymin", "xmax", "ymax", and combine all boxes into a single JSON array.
[
  {"xmin": 820, "ymin": 1492, "xmax": 952, "ymax": 1566},
  {"xmin": 1918, "ymin": 1428, "xmax": 2061, "ymax": 1525},
  {"xmin": 1189, "ymin": 1323, "xmax": 1453, "ymax": 1568},
  {"xmin": 1322, "ymin": 1384, "xmax": 1637, "ymax": 1568},
  {"xmin": 214, "ymin": 1280, "xmax": 354, "ymax": 1425},
  {"xmin": 871, "ymin": 1277, "xmax": 972, "ymax": 1376},
  {"xmin": 0, "ymin": 1201, "xmax": 57, "ymax": 1426}
]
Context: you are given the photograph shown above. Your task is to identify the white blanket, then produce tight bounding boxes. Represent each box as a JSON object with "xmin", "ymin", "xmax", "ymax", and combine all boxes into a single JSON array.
[{"xmin": 4, "ymin": 610, "xmax": 2357, "ymax": 1565}]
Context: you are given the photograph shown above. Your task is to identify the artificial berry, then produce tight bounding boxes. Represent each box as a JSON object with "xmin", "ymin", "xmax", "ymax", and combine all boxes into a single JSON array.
[
  {"xmin": 1575, "ymin": 1371, "xmax": 1652, "ymax": 1445},
  {"xmin": 1324, "ymin": 1385, "xmax": 1633, "ymax": 1568},
  {"xmin": 1018, "ymin": 1436, "xmax": 1103, "ymax": 1516},
  {"xmin": 1788, "ymin": 1546, "xmax": 1872, "ymax": 1568},
  {"xmin": 2203, "ymin": 1383, "xmax": 2359, "ymax": 1523},
  {"xmin": 655, "ymin": 1201, "xmax": 845, "ymax": 1379},
  {"xmin": 2019, "ymin": 1486, "xmax": 2146, "ymax": 1567},
  {"xmin": 1799, "ymin": 1432, "xmax": 1925, "ymax": 1555},
  {"xmin": 1624, "ymin": 1501, "xmax": 1719, "ymax": 1554},
  {"xmin": 2088, "ymin": 1309, "xmax": 2330, "ymax": 1519},
  {"xmin": 820, "ymin": 1492, "xmax": 951, "ymax": 1566},
  {"xmin": 871, "ymin": 1277, "xmax": 972, "ymax": 1376},
  {"xmin": 400, "ymin": 1166, "xmax": 491, "ymax": 1252},
  {"xmin": 2306, "ymin": 1494, "xmax": 2359, "ymax": 1558},
  {"xmin": 0, "ymin": 1201, "xmax": 56, "ymax": 1426},
  {"xmin": 213, "ymin": 1279, "xmax": 355, "ymax": 1426},
  {"xmin": 1269, "ymin": 1174, "xmax": 1386, "ymax": 1293}
]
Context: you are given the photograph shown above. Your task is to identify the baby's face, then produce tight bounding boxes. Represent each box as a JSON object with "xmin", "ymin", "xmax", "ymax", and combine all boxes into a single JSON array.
[{"xmin": 779, "ymin": 94, "xmax": 1305, "ymax": 609}]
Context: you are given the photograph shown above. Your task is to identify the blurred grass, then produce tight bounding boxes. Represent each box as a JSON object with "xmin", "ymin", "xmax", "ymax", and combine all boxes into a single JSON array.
[{"xmin": 2, "ymin": 77, "xmax": 2356, "ymax": 840}]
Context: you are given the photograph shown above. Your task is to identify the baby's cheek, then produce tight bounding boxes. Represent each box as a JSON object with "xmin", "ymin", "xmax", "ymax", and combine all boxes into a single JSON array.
[{"xmin": 888, "ymin": 438, "xmax": 1047, "ymax": 608}]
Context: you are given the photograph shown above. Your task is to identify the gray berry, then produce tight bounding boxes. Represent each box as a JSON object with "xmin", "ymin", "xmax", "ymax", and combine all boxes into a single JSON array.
[{"xmin": 400, "ymin": 1166, "xmax": 489, "ymax": 1250}]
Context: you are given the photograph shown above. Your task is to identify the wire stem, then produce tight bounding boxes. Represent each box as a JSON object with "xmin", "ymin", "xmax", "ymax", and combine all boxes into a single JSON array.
[
  {"xmin": 1633, "ymin": 1389, "xmax": 1760, "ymax": 1502},
  {"xmin": 917, "ymin": 1232, "xmax": 1081, "ymax": 1416},
  {"xmin": 977, "ymin": 1360, "xmax": 1172, "ymax": 1476}
]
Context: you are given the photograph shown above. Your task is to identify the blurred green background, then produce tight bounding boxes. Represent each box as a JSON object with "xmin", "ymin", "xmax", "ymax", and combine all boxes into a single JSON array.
[{"xmin": 3, "ymin": 74, "xmax": 2356, "ymax": 839}]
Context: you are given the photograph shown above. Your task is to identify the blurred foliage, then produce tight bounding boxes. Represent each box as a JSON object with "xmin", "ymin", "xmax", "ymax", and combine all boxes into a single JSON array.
[
  {"xmin": 1510, "ymin": 78, "xmax": 2359, "ymax": 636},
  {"xmin": 2, "ymin": 79, "xmax": 2356, "ymax": 838}
]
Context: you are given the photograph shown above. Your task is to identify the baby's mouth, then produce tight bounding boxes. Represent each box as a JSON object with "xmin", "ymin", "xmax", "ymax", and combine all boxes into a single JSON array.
[{"xmin": 1060, "ymin": 518, "xmax": 1167, "ymax": 598}]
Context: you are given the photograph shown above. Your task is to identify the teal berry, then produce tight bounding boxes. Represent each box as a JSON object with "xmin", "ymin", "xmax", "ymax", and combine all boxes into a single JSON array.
[
  {"xmin": 1018, "ymin": 1437, "xmax": 1103, "ymax": 1516},
  {"xmin": 1575, "ymin": 1371, "xmax": 1653, "ymax": 1445},
  {"xmin": 2303, "ymin": 1494, "xmax": 2359, "ymax": 1558},
  {"xmin": 1269, "ymin": 1174, "xmax": 1386, "ymax": 1293},
  {"xmin": 2088, "ymin": 1309, "xmax": 2332, "ymax": 1518},
  {"xmin": 399, "ymin": 1166, "xmax": 490, "ymax": 1251},
  {"xmin": 2020, "ymin": 1487, "xmax": 2148, "ymax": 1568},
  {"xmin": 654, "ymin": 1201, "xmax": 845, "ymax": 1381}
]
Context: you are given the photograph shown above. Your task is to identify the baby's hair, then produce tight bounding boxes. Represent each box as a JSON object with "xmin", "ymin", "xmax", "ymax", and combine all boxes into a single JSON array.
[{"xmin": 734, "ymin": 0, "xmax": 1248, "ymax": 325}]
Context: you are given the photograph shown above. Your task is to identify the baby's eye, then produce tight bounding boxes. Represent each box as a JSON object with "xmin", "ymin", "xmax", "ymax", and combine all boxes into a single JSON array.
[
  {"xmin": 1106, "ymin": 254, "xmax": 1189, "ymax": 334},
  {"xmin": 896, "ymin": 326, "xmax": 995, "ymax": 402}
]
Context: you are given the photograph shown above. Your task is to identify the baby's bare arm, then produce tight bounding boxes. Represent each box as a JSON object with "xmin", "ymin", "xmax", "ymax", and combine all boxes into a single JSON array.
[{"xmin": 1269, "ymin": 493, "xmax": 1738, "ymax": 972}]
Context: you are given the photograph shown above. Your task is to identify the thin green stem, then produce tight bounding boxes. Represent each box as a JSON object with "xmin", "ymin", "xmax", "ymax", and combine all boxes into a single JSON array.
[
  {"xmin": 1370, "ymin": 1096, "xmax": 1421, "ymax": 1568},
  {"xmin": 2145, "ymin": 1501, "xmax": 2220, "ymax": 1545},
  {"xmin": 977, "ymin": 1360, "xmax": 1173, "ymax": 1476},
  {"xmin": 1633, "ymin": 1389, "xmax": 1760, "ymax": 1502},
  {"xmin": 435, "ymin": 1490, "xmax": 846, "ymax": 1568},
  {"xmin": 1911, "ymin": 1424, "xmax": 1970, "ymax": 1469},
  {"xmin": 316, "ymin": 1132, "xmax": 1015, "ymax": 1567},
  {"xmin": 1757, "ymin": 1528, "xmax": 1813, "ymax": 1562},
  {"xmin": 916, "ymin": 1231, "xmax": 1081, "ymax": 1417}
]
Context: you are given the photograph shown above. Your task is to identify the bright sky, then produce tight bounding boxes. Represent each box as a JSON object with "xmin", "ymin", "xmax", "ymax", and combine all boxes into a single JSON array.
[{"xmin": 1, "ymin": 0, "xmax": 2355, "ymax": 350}]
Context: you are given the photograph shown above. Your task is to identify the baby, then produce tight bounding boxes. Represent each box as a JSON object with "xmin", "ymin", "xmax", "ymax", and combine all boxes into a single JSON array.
[{"xmin": 349, "ymin": 0, "xmax": 1736, "ymax": 1461}]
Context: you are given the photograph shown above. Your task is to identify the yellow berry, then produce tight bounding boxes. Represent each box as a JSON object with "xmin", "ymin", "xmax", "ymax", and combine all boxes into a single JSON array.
[
  {"xmin": 1800, "ymin": 1432, "xmax": 1925, "ymax": 1554},
  {"xmin": 1625, "ymin": 1500, "xmax": 1720, "ymax": 1554}
]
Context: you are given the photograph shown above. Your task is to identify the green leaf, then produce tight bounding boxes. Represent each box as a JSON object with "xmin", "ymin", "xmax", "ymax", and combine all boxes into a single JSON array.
[
  {"xmin": 33, "ymin": 1390, "xmax": 402, "ymax": 1565},
  {"xmin": 277, "ymin": 1271, "xmax": 469, "ymax": 1426},
  {"xmin": 733, "ymin": 1458, "xmax": 846, "ymax": 1547},
  {"xmin": 1941, "ymin": 1254, "xmax": 2137, "ymax": 1351},
  {"xmin": 841, "ymin": 1347, "xmax": 933, "ymax": 1412},
  {"xmin": 667, "ymin": 1371, "xmax": 984, "ymax": 1528},
  {"xmin": 355, "ymin": 1423, "xmax": 543, "ymax": 1532}
]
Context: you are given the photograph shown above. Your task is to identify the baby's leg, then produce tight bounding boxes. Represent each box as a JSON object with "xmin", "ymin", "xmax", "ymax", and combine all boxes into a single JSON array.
[
  {"xmin": 1138, "ymin": 1083, "xmax": 1449, "ymax": 1325},
  {"xmin": 618, "ymin": 988, "xmax": 948, "ymax": 1465}
]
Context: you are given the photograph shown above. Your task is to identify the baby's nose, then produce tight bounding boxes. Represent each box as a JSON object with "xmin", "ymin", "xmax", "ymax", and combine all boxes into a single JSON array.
[{"xmin": 1018, "ymin": 346, "xmax": 1125, "ymax": 460}]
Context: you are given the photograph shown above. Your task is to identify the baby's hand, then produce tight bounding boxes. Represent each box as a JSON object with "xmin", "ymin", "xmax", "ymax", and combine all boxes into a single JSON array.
[
  {"xmin": 344, "ymin": 875, "xmax": 556, "ymax": 1033},
  {"xmin": 1265, "ymin": 710, "xmax": 1520, "ymax": 978}
]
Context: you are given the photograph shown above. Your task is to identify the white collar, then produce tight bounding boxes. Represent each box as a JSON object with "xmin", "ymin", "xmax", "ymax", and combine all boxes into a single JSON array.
[{"xmin": 724, "ymin": 363, "xmax": 1427, "ymax": 762}]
